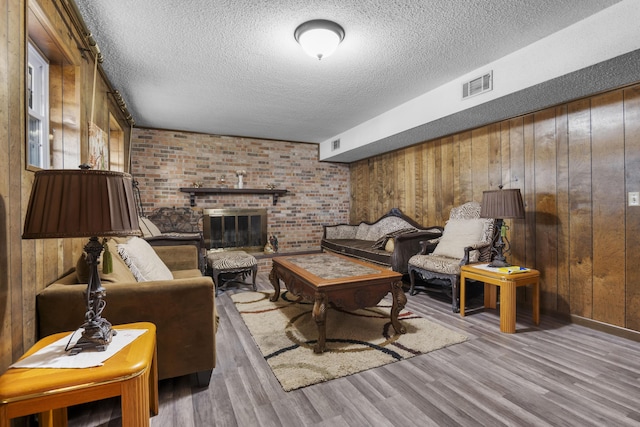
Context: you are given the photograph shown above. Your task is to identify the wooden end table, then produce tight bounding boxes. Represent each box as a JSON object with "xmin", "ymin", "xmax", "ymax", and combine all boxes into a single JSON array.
[
  {"xmin": 0, "ymin": 322, "xmax": 158, "ymax": 427},
  {"xmin": 460, "ymin": 264, "xmax": 540, "ymax": 333}
]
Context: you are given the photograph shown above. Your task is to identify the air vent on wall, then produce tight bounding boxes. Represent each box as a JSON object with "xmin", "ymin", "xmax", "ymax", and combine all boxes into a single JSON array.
[
  {"xmin": 331, "ymin": 138, "xmax": 341, "ymax": 151},
  {"xmin": 462, "ymin": 71, "xmax": 493, "ymax": 99}
]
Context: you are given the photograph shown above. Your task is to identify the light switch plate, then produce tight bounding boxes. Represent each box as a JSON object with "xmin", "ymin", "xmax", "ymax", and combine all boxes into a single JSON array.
[{"xmin": 630, "ymin": 192, "xmax": 640, "ymax": 206}]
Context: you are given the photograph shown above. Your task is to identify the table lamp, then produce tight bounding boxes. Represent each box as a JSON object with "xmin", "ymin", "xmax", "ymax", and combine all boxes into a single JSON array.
[
  {"xmin": 23, "ymin": 166, "xmax": 140, "ymax": 354},
  {"xmin": 480, "ymin": 185, "xmax": 525, "ymax": 268}
]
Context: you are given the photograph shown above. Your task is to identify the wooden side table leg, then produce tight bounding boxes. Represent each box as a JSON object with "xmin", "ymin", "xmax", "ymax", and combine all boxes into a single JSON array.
[
  {"xmin": 149, "ymin": 343, "xmax": 159, "ymax": 416},
  {"xmin": 500, "ymin": 281, "xmax": 517, "ymax": 333},
  {"xmin": 532, "ymin": 280, "xmax": 540, "ymax": 326},
  {"xmin": 460, "ymin": 272, "xmax": 466, "ymax": 317},
  {"xmin": 484, "ymin": 283, "xmax": 497, "ymax": 309},
  {"xmin": 121, "ymin": 373, "xmax": 150, "ymax": 427},
  {"xmin": 39, "ymin": 408, "xmax": 67, "ymax": 427},
  {"xmin": 0, "ymin": 406, "xmax": 8, "ymax": 427}
]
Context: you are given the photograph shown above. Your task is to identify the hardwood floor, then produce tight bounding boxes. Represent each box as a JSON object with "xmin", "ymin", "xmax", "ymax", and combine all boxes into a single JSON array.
[{"xmin": 65, "ymin": 273, "xmax": 640, "ymax": 426}]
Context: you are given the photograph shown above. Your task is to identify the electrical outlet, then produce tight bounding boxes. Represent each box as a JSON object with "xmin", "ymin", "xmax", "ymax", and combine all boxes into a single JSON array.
[{"xmin": 629, "ymin": 192, "xmax": 640, "ymax": 206}]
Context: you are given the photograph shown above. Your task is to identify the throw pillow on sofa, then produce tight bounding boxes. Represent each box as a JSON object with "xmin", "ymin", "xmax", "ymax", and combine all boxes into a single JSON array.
[
  {"xmin": 371, "ymin": 227, "xmax": 419, "ymax": 250},
  {"xmin": 76, "ymin": 238, "xmax": 136, "ymax": 283},
  {"xmin": 117, "ymin": 236, "xmax": 174, "ymax": 282}
]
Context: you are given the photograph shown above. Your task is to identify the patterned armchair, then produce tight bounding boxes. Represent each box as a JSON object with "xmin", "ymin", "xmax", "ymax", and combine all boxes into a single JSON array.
[{"xmin": 407, "ymin": 201, "xmax": 495, "ymax": 313}]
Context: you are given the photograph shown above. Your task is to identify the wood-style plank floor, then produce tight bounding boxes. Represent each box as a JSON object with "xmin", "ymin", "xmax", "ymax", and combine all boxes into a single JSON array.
[{"xmin": 66, "ymin": 273, "xmax": 640, "ymax": 426}]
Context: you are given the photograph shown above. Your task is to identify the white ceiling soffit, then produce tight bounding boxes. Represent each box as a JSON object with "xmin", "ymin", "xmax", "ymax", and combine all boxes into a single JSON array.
[{"xmin": 71, "ymin": 0, "xmax": 637, "ymax": 163}]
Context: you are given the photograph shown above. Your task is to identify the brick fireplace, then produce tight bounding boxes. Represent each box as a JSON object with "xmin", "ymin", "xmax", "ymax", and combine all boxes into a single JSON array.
[{"xmin": 203, "ymin": 208, "xmax": 267, "ymax": 252}]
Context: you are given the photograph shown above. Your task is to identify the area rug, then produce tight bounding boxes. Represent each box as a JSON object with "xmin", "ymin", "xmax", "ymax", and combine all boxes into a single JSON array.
[{"xmin": 230, "ymin": 291, "xmax": 468, "ymax": 391}]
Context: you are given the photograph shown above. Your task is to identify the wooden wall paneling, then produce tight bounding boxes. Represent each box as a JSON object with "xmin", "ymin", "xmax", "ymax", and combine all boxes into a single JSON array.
[
  {"xmin": 457, "ymin": 131, "xmax": 473, "ymax": 208},
  {"xmin": 10, "ymin": 0, "xmax": 27, "ymax": 363},
  {"xmin": 395, "ymin": 150, "xmax": 406, "ymax": 214},
  {"xmin": 404, "ymin": 145, "xmax": 418, "ymax": 221},
  {"xmin": 440, "ymin": 136, "xmax": 455, "ymax": 221},
  {"xmin": 451, "ymin": 134, "xmax": 462, "ymax": 212},
  {"xmin": 507, "ymin": 118, "xmax": 525, "ymax": 266},
  {"xmin": 426, "ymin": 140, "xmax": 438, "ymax": 223},
  {"xmin": 62, "ymin": 63, "xmax": 81, "ymax": 168},
  {"xmin": 413, "ymin": 145, "xmax": 425, "ymax": 225},
  {"xmin": 555, "ymin": 105, "xmax": 571, "ymax": 314},
  {"xmin": 470, "ymin": 126, "xmax": 490, "ymax": 202},
  {"xmin": 567, "ymin": 99, "xmax": 594, "ymax": 318},
  {"xmin": 522, "ymin": 115, "xmax": 536, "ymax": 269},
  {"xmin": 499, "ymin": 122, "xmax": 511, "ymax": 189},
  {"xmin": 50, "ymin": 64, "xmax": 64, "ymax": 168},
  {"xmin": 432, "ymin": 139, "xmax": 443, "ymax": 220},
  {"xmin": 418, "ymin": 143, "xmax": 430, "ymax": 225},
  {"xmin": 0, "ymin": 0, "xmax": 12, "ymax": 371},
  {"xmin": 591, "ymin": 91, "xmax": 626, "ymax": 327},
  {"xmin": 375, "ymin": 153, "xmax": 385, "ymax": 219},
  {"xmin": 624, "ymin": 86, "xmax": 640, "ymax": 332},
  {"xmin": 533, "ymin": 109, "xmax": 559, "ymax": 311},
  {"xmin": 487, "ymin": 123, "xmax": 502, "ymax": 190}
]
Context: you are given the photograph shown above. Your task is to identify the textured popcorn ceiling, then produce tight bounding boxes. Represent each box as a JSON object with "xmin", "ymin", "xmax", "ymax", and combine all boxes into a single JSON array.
[{"xmin": 74, "ymin": 0, "xmax": 625, "ymax": 160}]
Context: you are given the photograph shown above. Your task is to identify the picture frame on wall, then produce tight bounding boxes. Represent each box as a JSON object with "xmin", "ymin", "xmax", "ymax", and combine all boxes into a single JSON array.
[{"xmin": 88, "ymin": 121, "xmax": 109, "ymax": 170}]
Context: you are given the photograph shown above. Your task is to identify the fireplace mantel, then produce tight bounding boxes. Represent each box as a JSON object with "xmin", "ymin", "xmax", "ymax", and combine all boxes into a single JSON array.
[{"xmin": 179, "ymin": 187, "xmax": 288, "ymax": 206}]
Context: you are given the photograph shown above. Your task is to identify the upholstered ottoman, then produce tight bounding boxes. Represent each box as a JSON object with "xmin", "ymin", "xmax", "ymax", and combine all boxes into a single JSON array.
[{"xmin": 207, "ymin": 250, "xmax": 257, "ymax": 294}]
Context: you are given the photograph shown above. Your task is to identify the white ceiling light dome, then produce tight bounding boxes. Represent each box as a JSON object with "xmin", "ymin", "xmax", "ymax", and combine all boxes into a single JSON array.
[{"xmin": 294, "ymin": 19, "xmax": 345, "ymax": 60}]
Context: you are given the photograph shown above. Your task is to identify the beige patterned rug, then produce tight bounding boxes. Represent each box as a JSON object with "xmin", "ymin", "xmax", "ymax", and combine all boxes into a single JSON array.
[{"xmin": 230, "ymin": 291, "xmax": 468, "ymax": 391}]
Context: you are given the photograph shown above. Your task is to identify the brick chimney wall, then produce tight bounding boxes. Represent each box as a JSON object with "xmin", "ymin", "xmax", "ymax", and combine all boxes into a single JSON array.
[{"xmin": 130, "ymin": 128, "xmax": 350, "ymax": 267}]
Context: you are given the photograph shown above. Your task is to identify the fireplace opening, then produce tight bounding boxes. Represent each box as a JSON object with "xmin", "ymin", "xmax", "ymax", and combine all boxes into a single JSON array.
[{"xmin": 203, "ymin": 208, "xmax": 267, "ymax": 252}]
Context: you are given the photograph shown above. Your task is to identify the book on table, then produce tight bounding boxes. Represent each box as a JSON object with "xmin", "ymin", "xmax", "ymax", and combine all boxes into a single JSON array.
[{"xmin": 496, "ymin": 266, "xmax": 529, "ymax": 274}]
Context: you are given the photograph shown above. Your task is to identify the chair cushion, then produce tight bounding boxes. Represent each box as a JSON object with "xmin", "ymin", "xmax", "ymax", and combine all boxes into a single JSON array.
[
  {"xmin": 409, "ymin": 254, "xmax": 461, "ymax": 275},
  {"xmin": 432, "ymin": 218, "xmax": 488, "ymax": 259},
  {"xmin": 117, "ymin": 236, "xmax": 174, "ymax": 282},
  {"xmin": 207, "ymin": 250, "xmax": 257, "ymax": 271}
]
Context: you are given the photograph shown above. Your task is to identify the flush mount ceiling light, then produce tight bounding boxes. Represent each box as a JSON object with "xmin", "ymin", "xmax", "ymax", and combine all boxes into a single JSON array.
[{"xmin": 294, "ymin": 19, "xmax": 345, "ymax": 60}]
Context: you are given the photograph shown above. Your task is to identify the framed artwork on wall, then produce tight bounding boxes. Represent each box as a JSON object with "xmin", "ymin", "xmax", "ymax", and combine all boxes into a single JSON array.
[{"xmin": 88, "ymin": 121, "xmax": 109, "ymax": 170}]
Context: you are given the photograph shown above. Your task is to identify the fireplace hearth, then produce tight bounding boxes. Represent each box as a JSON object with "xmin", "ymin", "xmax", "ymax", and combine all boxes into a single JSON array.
[{"xmin": 203, "ymin": 208, "xmax": 267, "ymax": 252}]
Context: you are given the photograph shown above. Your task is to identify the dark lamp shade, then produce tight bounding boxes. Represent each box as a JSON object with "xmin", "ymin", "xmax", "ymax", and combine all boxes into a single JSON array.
[
  {"xmin": 480, "ymin": 188, "xmax": 525, "ymax": 219},
  {"xmin": 23, "ymin": 169, "xmax": 141, "ymax": 239}
]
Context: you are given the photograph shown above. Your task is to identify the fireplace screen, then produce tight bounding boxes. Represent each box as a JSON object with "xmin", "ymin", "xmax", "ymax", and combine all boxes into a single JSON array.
[{"xmin": 203, "ymin": 208, "xmax": 267, "ymax": 251}]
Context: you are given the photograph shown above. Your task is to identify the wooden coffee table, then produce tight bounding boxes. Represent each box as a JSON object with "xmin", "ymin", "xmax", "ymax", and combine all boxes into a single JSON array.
[{"xmin": 269, "ymin": 252, "xmax": 406, "ymax": 353}]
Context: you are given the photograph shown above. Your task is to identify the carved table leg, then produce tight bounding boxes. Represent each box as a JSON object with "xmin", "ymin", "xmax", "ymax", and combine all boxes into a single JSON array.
[
  {"xmin": 269, "ymin": 266, "xmax": 281, "ymax": 302},
  {"xmin": 312, "ymin": 292, "xmax": 328, "ymax": 353},
  {"xmin": 390, "ymin": 280, "xmax": 407, "ymax": 334}
]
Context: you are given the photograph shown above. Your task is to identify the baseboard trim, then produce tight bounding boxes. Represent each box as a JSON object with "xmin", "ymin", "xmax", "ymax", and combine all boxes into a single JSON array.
[{"xmin": 569, "ymin": 314, "xmax": 640, "ymax": 343}]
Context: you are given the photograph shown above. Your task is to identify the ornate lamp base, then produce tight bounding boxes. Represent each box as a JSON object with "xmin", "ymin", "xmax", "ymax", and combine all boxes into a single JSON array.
[
  {"xmin": 68, "ymin": 236, "xmax": 115, "ymax": 355},
  {"xmin": 488, "ymin": 218, "xmax": 512, "ymax": 268},
  {"xmin": 68, "ymin": 318, "xmax": 117, "ymax": 355}
]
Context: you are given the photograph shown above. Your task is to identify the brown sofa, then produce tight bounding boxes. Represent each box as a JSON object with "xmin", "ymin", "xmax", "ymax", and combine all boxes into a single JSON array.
[
  {"xmin": 321, "ymin": 208, "xmax": 443, "ymax": 274},
  {"xmin": 37, "ymin": 243, "xmax": 217, "ymax": 386}
]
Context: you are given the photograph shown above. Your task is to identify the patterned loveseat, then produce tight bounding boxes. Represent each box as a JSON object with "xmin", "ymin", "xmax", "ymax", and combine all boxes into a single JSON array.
[{"xmin": 321, "ymin": 208, "xmax": 443, "ymax": 274}]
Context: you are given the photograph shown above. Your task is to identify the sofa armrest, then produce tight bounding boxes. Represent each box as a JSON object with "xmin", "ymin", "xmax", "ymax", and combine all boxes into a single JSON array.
[
  {"xmin": 390, "ymin": 229, "xmax": 443, "ymax": 274},
  {"xmin": 153, "ymin": 245, "xmax": 199, "ymax": 271},
  {"xmin": 37, "ymin": 275, "xmax": 216, "ymax": 380}
]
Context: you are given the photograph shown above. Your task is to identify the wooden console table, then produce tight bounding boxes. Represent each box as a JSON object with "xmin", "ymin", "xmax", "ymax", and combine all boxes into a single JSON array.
[
  {"xmin": 180, "ymin": 187, "xmax": 288, "ymax": 206},
  {"xmin": 0, "ymin": 322, "xmax": 158, "ymax": 426},
  {"xmin": 460, "ymin": 264, "xmax": 540, "ymax": 333}
]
